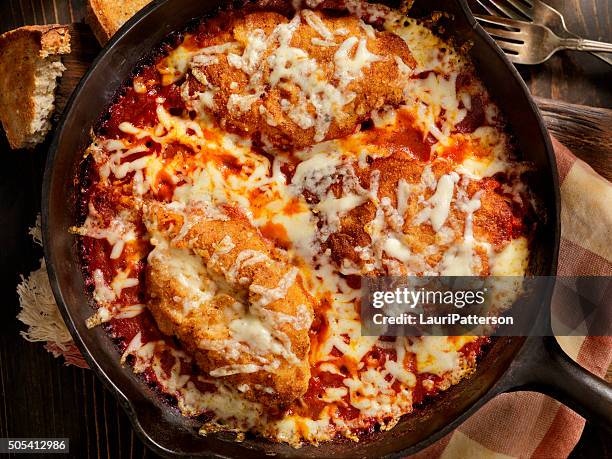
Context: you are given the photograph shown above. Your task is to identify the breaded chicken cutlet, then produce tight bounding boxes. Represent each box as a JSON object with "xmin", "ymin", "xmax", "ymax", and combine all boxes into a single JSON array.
[
  {"xmin": 299, "ymin": 151, "xmax": 523, "ymax": 275},
  {"xmin": 181, "ymin": 9, "xmax": 415, "ymax": 151},
  {"xmin": 143, "ymin": 201, "xmax": 314, "ymax": 407}
]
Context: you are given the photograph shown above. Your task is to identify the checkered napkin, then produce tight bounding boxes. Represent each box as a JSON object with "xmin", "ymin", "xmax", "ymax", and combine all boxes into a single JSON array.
[{"xmin": 16, "ymin": 137, "xmax": 612, "ymax": 456}]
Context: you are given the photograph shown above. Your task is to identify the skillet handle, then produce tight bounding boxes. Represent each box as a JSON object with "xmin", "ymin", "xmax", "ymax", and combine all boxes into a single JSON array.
[{"xmin": 506, "ymin": 336, "xmax": 612, "ymax": 429}]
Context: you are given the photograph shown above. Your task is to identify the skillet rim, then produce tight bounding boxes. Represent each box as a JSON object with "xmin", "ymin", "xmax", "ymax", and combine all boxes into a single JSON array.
[{"xmin": 41, "ymin": 0, "xmax": 561, "ymax": 457}]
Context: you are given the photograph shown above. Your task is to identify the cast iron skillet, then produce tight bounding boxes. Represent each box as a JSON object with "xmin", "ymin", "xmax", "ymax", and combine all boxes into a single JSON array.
[{"xmin": 42, "ymin": 0, "xmax": 612, "ymax": 456}]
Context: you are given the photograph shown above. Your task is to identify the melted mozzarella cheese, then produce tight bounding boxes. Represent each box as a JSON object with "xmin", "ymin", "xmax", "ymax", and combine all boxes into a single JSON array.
[
  {"xmin": 383, "ymin": 237, "xmax": 412, "ymax": 263},
  {"xmin": 491, "ymin": 237, "xmax": 529, "ymax": 276},
  {"xmin": 72, "ymin": 206, "xmax": 137, "ymax": 260},
  {"xmin": 302, "ymin": 9, "xmax": 334, "ymax": 40},
  {"xmin": 334, "ymin": 36, "xmax": 381, "ymax": 87},
  {"xmin": 408, "ymin": 337, "xmax": 463, "ymax": 376},
  {"xmin": 414, "ymin": 172, "xmax": 458, "ymax": 231}
]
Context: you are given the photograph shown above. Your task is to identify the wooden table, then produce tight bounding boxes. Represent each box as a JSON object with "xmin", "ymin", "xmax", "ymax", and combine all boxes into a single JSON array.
[{"xmin": 0, "ymin": 1, "xmax": 609, "ymax": 457}]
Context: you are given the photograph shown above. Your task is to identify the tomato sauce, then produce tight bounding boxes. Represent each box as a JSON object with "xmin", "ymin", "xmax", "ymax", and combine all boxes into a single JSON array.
[
  {"xmin": 260, "ymin": 221, "xmax": 291, "ymax": 250},
  {"xmin": 456, "ymin": 94, "xmax": 486, "ymax": 134},
  {"xmin": 362, "ymin": 111, "xmax": 433, "ymax": 161},
  {"xmin": 101, "ymin": 66, "xmax": 185, "ymax": 139}
]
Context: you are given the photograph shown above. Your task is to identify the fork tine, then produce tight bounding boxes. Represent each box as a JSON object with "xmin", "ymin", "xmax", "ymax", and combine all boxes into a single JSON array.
[
  {"xmin": 481, "ymin": 25, "xmax": 525, "ymax": 42},
  {"xmin": 483, "ymin": 34, "xmax": 525, "ymax": 52},
  {"xmin": 473, "ymin": 13, "xmax": 526, "ymax": 29},
  {"xmin": 475, "ymin": 0, "xmax": 497, "ymax": 16},
  {"xmin": 486, "ymin": 0, "xmax": 524, "ymax": 20},
  {"xmin": 503, "ymin": 0, "xmax": 534, "ymax": 19}
]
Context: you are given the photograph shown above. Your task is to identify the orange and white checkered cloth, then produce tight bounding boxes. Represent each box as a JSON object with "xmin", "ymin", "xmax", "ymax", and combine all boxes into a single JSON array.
[{"xmin": 17, "ymin": 137, "xmax": 612, "ymax": 457}]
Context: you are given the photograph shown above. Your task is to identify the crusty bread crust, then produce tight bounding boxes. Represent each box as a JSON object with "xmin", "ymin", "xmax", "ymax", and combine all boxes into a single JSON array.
[
  {"xmin": 0, "ymin": 25, "xmax": 70, "ymax": 149},
  {"xmin": 86, "ymin": 0, "xmax": 152, "ymax": 45}
]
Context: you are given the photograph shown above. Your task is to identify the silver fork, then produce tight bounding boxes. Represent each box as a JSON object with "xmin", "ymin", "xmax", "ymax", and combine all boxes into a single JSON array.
[{"xmin": 475, "ymin": 0, "xmax": 612, "ymax": 66}]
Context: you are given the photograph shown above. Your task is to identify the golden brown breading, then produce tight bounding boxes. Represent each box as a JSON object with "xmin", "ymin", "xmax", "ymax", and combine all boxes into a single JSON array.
[
  {"xmin": 325, "ymin": 152, "xmax": 428, "ymax": 269},
  {"xmin": 183, "ymin": 10, "xmax": 415, "ymax": 150},
  {"xmin": 143, "ymin": 202, "xmax": 314, "ymax": 407},
  {"xmin": 470, "ymin": 178, "xmax": 519, "ymax": 249},
  {"xmin": 321, "ymin": 153, "xmax": 518, "ymax": 274}
]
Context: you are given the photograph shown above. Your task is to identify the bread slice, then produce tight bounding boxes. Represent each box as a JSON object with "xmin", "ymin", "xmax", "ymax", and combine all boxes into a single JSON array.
[
  {"xmin": 0, "ymin": 25, "xmax": 71, "ymax": 149},
  {"xmin": 86, "ymin": 0, "xmax": 152, "ymax": 45}
]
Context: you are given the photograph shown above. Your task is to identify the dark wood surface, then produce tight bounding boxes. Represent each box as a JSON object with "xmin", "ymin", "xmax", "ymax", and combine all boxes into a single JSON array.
[
  {"xmin": 0, "ymin": 1, "xmax": 610, "ymax": 458},
  {"xmin": 534, "ymin": 96, "xmax": 612, "ymax": 181}
]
